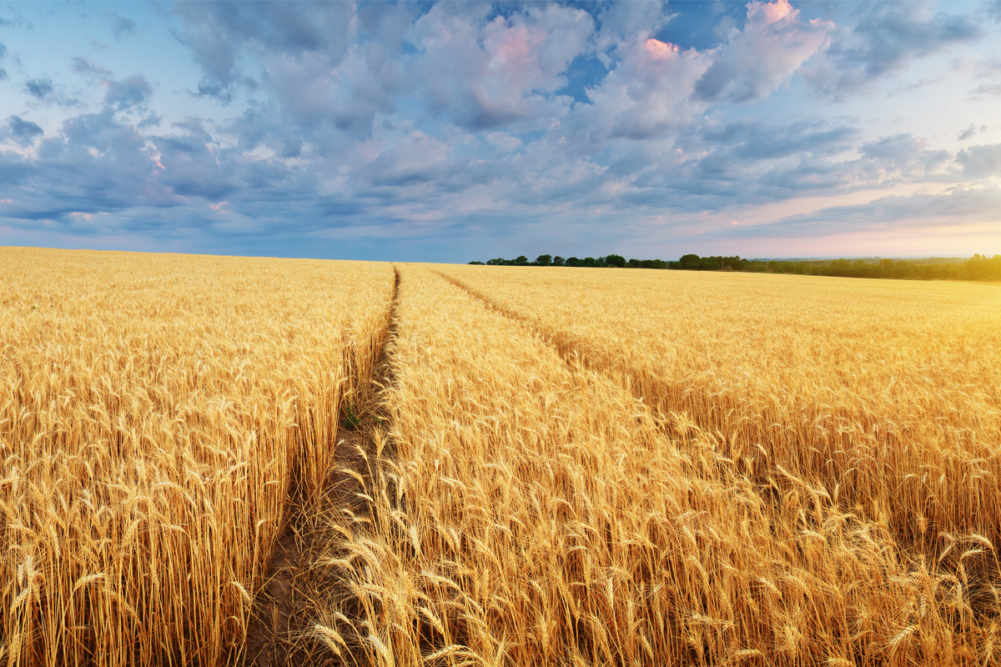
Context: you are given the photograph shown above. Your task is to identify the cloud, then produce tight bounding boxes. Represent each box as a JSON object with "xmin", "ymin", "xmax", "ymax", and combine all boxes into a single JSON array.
[
  {"xmin": 0, "ymin": 110, "xmax": 179, "ymax": 227},
  {"xmin": 25, "ymin": 76, "xmax": 54, "ymax": 99},
  {"xmin": 406, "ymin": 3, "xmax": 593, "ymax": 131},
  {"xmin": 694, "ymin": 0, "xmax": 833, "ymax": 103},
  {"xmin": 486, "ymin": 132, "xmax": 522, "ymax": 152},
  {"xmin": 804, "ymin": 2, "xmax": 981, "ymax": 98},
  {"xmin": 224, "ymin": 101, "xmax": 305, "ymax": 158},
  {"xmin": 961, "ymin": 56, "xmax": 1001, "ymax": 97},
  {"xmin": 105, "ymin": 12, "xmax": 137, "ymax": 41},
  {"xmin": 858, "ymin": 134, "xmax": 950, "ymax": 180},
  {"xmin": 71, "ymin": 56, "xmax": 113, "ymax": 79},
  {"xmin": 560, "ymin": 37, "xmax": 710, "ymax": 145},
  {"xmin": 69, "ymin": 58, "xmax": 152, "ymax": 110},
  {"xmin": 153, "ymin": 119, "xmax": 240, "ymax": 200},
  {"xmin": 957, "ymin": 143, "xmax": 1001, "ymax": 177},
  {"xmin": 741, "ymin": 186, "xmax": 1001, "ymax": 238},
  {"xmin": 104, "ymin": 75, "xmax": 153, "ymax": 110},
  {"xmin": 594, "ymin": 0, "xmax": 672, "ymax": 53},
  {"xmin": 0, "ymin": 42, "xmax": 7, "ymax": 81},
  {"xmin": 172, "ymin": 2, "xmax": 354, "ymax": 102},
  {"xmin": 702, "ymin": 118, "xmax": 857, "ymax": 161},
  {"xmin": 4, "ymin": 115, "xmax": 44, "ymax": 146},
  {"xmin": 4, "ymin": 1, "xmax": 1001, "ymax": 259}
]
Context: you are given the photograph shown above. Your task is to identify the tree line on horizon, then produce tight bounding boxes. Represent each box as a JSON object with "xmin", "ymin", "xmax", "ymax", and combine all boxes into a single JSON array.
[{"xmin": 468, "ymin": 253, "xmax": 1001, "ymax": 281}]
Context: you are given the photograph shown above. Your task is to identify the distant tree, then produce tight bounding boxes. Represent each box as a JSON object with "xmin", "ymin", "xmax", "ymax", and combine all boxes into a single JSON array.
[
  {"xmin": 566, "ymin": 257, "xmax": 580, "ymax": 266},
  {"xmin": 605, "ymin": 254, "xmax": 626, "ymax": 267},
  {"xmin": 583, "ymin": 257, "xmax": 596, "ymax": 267},
  {"xmin": 468, "ymin": 261, "xmax": 484, "ymax": 265},
  {"xmin": 828, "ymin": 259, "xmax": 851, "ymax": 277},
  {"xmin": 967, "ymin": 254, "xmax": 1001, "ymax": 280},
  {"xmin": 515, "ymin": 255, "xmax": 529, "ymax": 265},
  {"xmin": 679, "ymin": 254, "xmax": 700, "ymax": 269},
  {"xmin": 552, "ymin": 256, "xmax": 565, "ymax": 266},
  {"xmin": 536, "ymin": 254, "xmax": 552, "ymax": 266},
  {"xmin": 637, "ymin": 259, "xmax": 669, "ymax": 269}
]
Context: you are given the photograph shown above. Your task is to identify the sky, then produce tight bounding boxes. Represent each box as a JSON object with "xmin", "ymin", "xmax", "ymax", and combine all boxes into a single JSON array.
[{"xmin": 2, "ymin": 1, "xmax": 1001, "ymax": 262}]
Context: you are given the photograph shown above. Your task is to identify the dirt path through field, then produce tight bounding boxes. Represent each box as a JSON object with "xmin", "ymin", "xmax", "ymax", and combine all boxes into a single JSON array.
[{"xmin": 242, "ymin": 267, "xmax": 400, "ymax": 667}]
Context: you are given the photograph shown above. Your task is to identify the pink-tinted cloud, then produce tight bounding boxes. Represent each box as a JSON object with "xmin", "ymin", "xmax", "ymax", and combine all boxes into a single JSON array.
[
  {"xmin": 407, "ymin": 4, "xmax": 593, "ymax": 130},
  {"xmin": 643, "ymin": 38, "xmax": 679, "ymax": 61},
  {"xmin": 758, "ymin": 0, "xmax": 794, "ymax": 25},
  {"xmin": 575, "ymin": 37, "xmax": 710, "ymax": 142},
  {"xmin": 694, "ymin": 0, "xmax": 833, "ymax": 103}
]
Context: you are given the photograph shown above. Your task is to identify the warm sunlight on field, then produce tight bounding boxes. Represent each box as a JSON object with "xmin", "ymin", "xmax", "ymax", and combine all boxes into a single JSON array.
[
  {"xmin": 320, "ymin": 265, "xmax": 1001, "ymax": 666},
  {"xmin": 3, "ymin": 250, "xmax": 1001, "ymax": 666},
  {"xmin": 0, "ymin": 248, "xmax": 395, "ymax": 666}
]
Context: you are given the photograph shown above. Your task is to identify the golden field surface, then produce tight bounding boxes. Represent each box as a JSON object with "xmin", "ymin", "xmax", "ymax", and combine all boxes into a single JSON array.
[
  {"xmin": 0, "ymin": 248, "xmax": 395, "ymax": 666},
  {"xmin": 3, "ymin": 248, "xmax": 1001, "ymax": 666}
]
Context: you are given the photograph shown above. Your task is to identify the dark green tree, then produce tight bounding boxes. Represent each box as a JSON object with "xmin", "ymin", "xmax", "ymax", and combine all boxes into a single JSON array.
[{"xmin": 679, "ymin": 254, "xmax": 700, "ymax": 269}]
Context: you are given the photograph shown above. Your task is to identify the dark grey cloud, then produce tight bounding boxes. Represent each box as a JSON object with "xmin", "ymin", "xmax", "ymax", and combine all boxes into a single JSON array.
[
  {"xmin": 4, "ymin": 115, "xmax": 43, "ymax": 146},
  {"xmin": 25, "ymin": 76, "xmax": 54, "ymax": 99},
  {"xmin": 805, "ymin": 2, "xmax": 981, "ymax": 98}
]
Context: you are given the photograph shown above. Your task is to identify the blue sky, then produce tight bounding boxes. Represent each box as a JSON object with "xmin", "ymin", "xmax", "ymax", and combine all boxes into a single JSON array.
[{"xmin": 2, "ymin": 1, "xmax": 1001, "ymax": 262}]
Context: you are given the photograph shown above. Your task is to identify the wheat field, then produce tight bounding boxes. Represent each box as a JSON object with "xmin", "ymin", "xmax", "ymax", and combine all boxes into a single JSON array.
[
  {"xmin": 0, "ymin": 248, "xmax": 395, "ymax": 666},
  {"xmin": 3, "ymin": 249, "xmax": 1001, "ymax": 666}
]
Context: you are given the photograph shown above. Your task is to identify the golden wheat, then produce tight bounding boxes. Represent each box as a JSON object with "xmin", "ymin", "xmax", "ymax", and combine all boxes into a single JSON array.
[
  {"xmin": 6, "ymin": 249, "xmax": 1001, "ymax": 666},
  {"xmin": 312, "ymin": 265, "xmax": 1001, "ymax": 666},
  {"xmin": 0, "ymin": 248, "xmax": 394, "ymax": 666},
  {"xmin": 440, "ymin": 266, "xmax": 1001, "ymax": 545}
]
